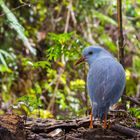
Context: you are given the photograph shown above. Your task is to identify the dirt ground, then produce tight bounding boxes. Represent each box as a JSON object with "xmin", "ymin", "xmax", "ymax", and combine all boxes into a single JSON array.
[
  {"xmin": 25, "ymin": 111, "xmax": 140, "ymax": 140},
  {"xmin": 0, "ymin": 111, "xmax": 140, "ymax": 140}
]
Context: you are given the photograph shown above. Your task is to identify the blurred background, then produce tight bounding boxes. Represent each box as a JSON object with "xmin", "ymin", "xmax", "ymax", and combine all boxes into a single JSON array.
[{"xmin": 0, "ymin": 0, "xmax": 140, "ymax": 124}]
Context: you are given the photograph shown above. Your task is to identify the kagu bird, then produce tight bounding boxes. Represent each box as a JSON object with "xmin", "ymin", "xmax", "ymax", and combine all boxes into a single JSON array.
[{"xmin": 75, "ymin": 45, "xmax": 125, "ymax": 128}]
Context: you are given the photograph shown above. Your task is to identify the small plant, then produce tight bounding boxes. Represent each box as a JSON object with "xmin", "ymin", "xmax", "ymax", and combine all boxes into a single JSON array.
[{"xmin": 129, "ymin": 107, "xmax": 140, "ymax": 127}]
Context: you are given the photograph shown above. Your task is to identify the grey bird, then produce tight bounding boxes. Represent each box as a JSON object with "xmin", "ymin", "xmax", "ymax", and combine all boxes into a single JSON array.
[{"xmin": 75, "ymin": 45, "xmax": 126, "ymax": 128}]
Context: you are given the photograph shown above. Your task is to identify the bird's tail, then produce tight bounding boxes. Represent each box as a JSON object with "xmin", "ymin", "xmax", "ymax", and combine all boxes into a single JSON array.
[{"xmin": 92, "ymin": 102, "xmax": 110, "ymax": 120}]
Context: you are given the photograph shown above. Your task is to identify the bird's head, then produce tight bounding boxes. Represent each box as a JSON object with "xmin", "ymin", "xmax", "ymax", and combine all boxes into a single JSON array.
[{"xmin": 75, "ymin": 46, "xmax": 111, "ymax": 66}]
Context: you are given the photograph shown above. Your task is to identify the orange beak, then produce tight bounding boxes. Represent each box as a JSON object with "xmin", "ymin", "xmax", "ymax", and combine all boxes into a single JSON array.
[{"xmin": 75, "ymin": 56, "xmax": 86, "ymax": 66}]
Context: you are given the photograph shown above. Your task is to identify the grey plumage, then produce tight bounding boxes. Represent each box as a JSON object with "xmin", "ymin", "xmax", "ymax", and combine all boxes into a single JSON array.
[{"xmin": 82, "ymin": 46, "xmax": 125, "ymax": 119}]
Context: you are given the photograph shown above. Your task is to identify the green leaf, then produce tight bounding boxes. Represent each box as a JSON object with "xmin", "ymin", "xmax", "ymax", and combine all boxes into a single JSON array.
[
  {"xmin": 48, "ymin": 32, "xmax": 74, "ymax": 45},
  {"xmin": 33, "ymin": 61, "xmax": 50, "ymax": 68},
  {"xmin": 0, "ymin": 0, "xmax": 36, "ymax": 55},
  {"xmin": 0, "ymin": 49, "xmax": 14, "ymax": 67},
  {"xmin": 129, "ymin": 107, "xmax": 140, "ymax": 119},
  {"xmin": 93, "ymin": 10, "xmax": 117, "ymax": 26},
  {"xmin": 0, "ymin": 65, "xmax": 12, "ymax": 73}
]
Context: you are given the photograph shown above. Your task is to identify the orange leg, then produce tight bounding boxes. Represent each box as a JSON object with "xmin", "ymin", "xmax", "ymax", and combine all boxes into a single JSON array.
[
  {"xmin": 89, "ymin": 110, "xmax": 93, "ymax": 128},
  {"xmin": 103, "ymin": 113, "xmax": 107, "ymax": 129}
]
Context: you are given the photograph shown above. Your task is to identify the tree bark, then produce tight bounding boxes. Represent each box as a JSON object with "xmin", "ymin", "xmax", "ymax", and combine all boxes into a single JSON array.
[
  {"xmin": 117, "ymin": 0, "xmax": 126, "ymax": 109},
  {"xmin": 0, "ymin": 114, "xmax": 25, "ymax": 140}
]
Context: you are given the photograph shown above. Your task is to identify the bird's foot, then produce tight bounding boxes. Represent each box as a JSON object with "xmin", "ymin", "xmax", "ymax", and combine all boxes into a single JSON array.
[
  {"xmin": 89, "ymin": 111, "xmax": 93, "ymax": 128},
  {"xmin": 103, "ymin": 113, "xmax": 107, "ymax": 129},
  {"xmin": 89, "ymin": 122, "xmax": 93, "ymax": 128}
]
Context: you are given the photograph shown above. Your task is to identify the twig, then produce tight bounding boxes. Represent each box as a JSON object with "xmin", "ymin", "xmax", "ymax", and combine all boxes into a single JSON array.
[
  {"xmin": 110, "ymin": 124, "xmax": 139, "ymax": 137},
  {"xmin": 70, "ymin": 2, "xmax": 77, "ymax": 28},
  {"xmin": 85, "ymin": 16, "xmax": 95, "ymax": 44},
  {"xmin": 109, "ymin": 109, "xmax": 136, "ymax": 124},
  {"xmin": 30, "ymin": 116, "xmax": 101, "ymax": 134},
  {"xmin": 117, "ymin": 0, "xmax": 124, "ymax": 65},
  {"xmin": 84, "ymin": 63, "xmax": 88, "ymax": 112},
  {"xmin": 123, "ymin": 95, "xmax": 140, "ymax": 106},
  {"xmin": 64, "ymin": 0, "xmax": 77, "ymax": 31},
  {"xmin": 117, "ymin": 0, "xmax": 126, "ymax": 109},
  {"xmin": 30, "ymin": 117, "xmax": 89, "ymax": 133},
  {"xmin": 0, "ymin": 3, "xmax": 31, "ymax": 17},
  {"xmin": 66, "ymin": 135, "xmax": 83, "ymax": 140},
  {"xmin": 47, "ymin": 68, "xmax": 65, "ymax": 111},
  {"xmin": 31, "ymin": 121, "xmax": 140, "ymax": 138},
  {"xmin": 64, "ymin": 0, "xmax": 71, "ymax": 33}
]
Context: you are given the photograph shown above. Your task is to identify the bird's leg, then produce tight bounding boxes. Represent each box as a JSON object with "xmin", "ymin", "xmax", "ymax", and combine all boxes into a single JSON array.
[
  {"xmin": 103, "ymin": 112, "xmax": 107, "ymax": 129},
  {"xmin": 89, "ymin": 110, "xmax": 93, "ymax": 128}
]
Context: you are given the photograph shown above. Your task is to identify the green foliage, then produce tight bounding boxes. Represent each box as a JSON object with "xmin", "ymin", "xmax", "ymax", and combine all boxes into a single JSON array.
[
  {"xmin": 133, "ymin": 56, "xmax": 140, "ymax": 76},
  {"xmin": 129, "ymin": 107, "xmax": 140, "ymax": 119},
  {"xmin": 0, "ymin": 65, "xmax": 12, "ymax": 73},
  {"xmin": 129, "ymin": 107, "xmax": 140, "ymax": 127},
  {"xmin": 0, "ymin": 49, "xmax": 14, "ymax": 67},
  {"xmin": 30, "ymin": 109, "xmax": 53, "ymax": 118},
  {"xmin": 46, "ymin": 32, "xmax": 88, "ymax": 61},
  {"xmin": 0, "ymin": 0, "xmax": 140, "ymax": 121},
  {"xmin": 33, "ymin": 61, "xmax": 51, "ymax": 69},
  {"xmin": 93, "ymin": 10, "xmax": 117, "ymax": 26},
  {"xmin": 0, "ymin": 0, "xmax": 36, "ymax": 55},
  {"xmin": 70, "ymin": 79, "xmax": 85, "ymax": 91},
  {"xmin": 16, "ymin": 94, "xmax": 42, "ymax": 110},
  {"xmin": 125, "ymin": 69, "xmax": 137, "ymax": 96},
  {"xmin": 13, "ymin": 94, "xmax": 44, "ymax": 117}
]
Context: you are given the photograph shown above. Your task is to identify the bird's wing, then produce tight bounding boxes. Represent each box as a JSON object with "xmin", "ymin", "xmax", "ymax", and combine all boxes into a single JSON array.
[{"xmin": 87, "ymin": 58, "xmax": 125, "ymax": 107}]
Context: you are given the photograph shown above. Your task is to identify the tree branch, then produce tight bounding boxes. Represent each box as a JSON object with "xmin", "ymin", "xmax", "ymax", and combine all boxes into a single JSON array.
[
  {"xmin": 0, "ymin": 3, "xmax": 30, "ymax": 17},
  {"xmin": 123, "ymin": 95, "xmax": 140, "ymax": 106},
  {"xmin": 117, "ymin": 0, "xmax": 126, "ymax": 108},
  {"xmin": 117, "ymin": 0, "xmax": 124, "ymax": 65}
]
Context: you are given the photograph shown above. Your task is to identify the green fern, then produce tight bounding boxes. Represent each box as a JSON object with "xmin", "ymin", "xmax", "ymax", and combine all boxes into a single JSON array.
[
  {"xmin": 0, "ymin": 49, "xmax": 13, "ymax": 67},
  {"xmin": 0, "ymin": 0, "xmax": 36, "ymax": 55}
]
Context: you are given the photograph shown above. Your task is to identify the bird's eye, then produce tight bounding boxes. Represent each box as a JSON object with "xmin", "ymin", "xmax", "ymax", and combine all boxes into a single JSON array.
[{"xmin": 88, "ymin": 51, "xmax": 93, "ymax": 55}]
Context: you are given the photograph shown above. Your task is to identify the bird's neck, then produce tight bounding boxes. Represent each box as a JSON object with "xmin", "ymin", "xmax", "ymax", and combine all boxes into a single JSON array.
[{"xmin": 88, "ymin": 53, "xmax": 114, "ymax": 66}]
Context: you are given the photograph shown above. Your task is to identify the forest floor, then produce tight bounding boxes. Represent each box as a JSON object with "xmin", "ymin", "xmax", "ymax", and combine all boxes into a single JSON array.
[{"xmin": 0, "ymin": 110, "xmax": 140, "ymax": 140}]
